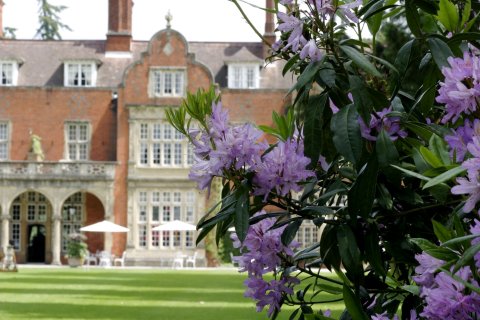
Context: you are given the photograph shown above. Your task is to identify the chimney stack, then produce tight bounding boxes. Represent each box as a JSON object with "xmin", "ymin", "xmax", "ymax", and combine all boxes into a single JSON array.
[
  {"xmin": 263, "ymin": 0, "xmax": 276, "ymax": 58},
  {"xmin": 106, "ymin": 0, "xmax": 133, "ymax": 52},
  {"xmin": 0, "ymin": 0, "xmax": 4, "ymax": 39}
]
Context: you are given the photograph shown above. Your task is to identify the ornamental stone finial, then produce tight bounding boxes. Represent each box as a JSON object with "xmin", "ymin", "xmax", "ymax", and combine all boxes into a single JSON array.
[{"xmin": 165, "ymin": 10, "xmax": 172, "ymax": 29}]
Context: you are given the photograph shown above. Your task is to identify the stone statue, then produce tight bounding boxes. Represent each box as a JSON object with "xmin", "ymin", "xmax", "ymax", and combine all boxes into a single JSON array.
[{"xmin": 29, "ymin": 130, "xmax": 45, "ymax": 161}]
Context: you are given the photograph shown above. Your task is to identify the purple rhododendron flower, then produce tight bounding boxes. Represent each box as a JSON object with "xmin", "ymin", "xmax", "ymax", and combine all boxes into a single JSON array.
[
  {"xmin": 444, "ymin": 119, "xmax": 480, "ymax": 162},
  {"xmin": 277, "ymin": 12, "xmax": 306, "ymax": 52},
  {"xmin": 299, "ymin": 39, "xmax": 323, "ymax": 62},
  {"xmin": 437, "ymin": 51, "xmax": 480, "ymax": 124},
  {"xmin": 231, "ymin": 211, "xmax": 300, "ymax": 318},
  {"xmin": 338, "ymin": 0, "xmax": 362, "ymax": 23},
  {"xmin": 279, "ymin": 0, "xmax": 293, "ymax": 4},
  {"xmin": 413, "ymin": 253, "xmax": 445, "ymax": 287},
  {"xmin": 358, "ymin": 107, "xmax": 407, "ymax": 141},
  {"xmin": 420, "ymin": 267, "xmax": 480, "ymax": 320},
  {"xmin": 245, "ymin": 277, "xmax": 300, "ymax": 317},
  {"xmin": 451, "ymin": 170, "xmax": 480, "ymax": 213},
  {"xmin": 470, "ymin": 219, "xmax": 480, "ymax": 269},
  {"xmin": 308, "ymin": 0, "xmax": 335, "ymax": 19},
  {"xmin": 372, "ymin": 313, "xmax": 399, "ymax": 320},
  {"xmin": 463, "ymin": 136, "xmax": 480, "ymax": 177},
  {"xmin": 253, "ymin": 138, "xmax": 315, "ymax": 201},
  {"xmin": 188, "ymin": 102, "xmax": 267, "ymax": 191}
]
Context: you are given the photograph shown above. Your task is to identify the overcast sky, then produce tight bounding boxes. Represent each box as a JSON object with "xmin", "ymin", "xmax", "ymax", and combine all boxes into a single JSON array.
[{"xmin": 3, "ymin": 0, "xmax": 267, "ymax": 42}]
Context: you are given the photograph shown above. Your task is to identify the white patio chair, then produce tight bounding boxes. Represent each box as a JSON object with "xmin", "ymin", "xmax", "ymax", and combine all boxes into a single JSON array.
[
  {"xmin": 185, "ymin": 251, "xmax": 198, "ymax": 268},
  {"xmin": 98, "ymin": 251, "xmax": 112, "ymax": 267},
  {"xmin": 171, "ymin": 252, "xmax": 184, "ymax": 269},
  {"xmin": 113, "ymin": 251, "xmax": 126, "ymax": 267},
  {"xmin": 84, "ymin": 251, "xmax": 97, "ymax": 266}
]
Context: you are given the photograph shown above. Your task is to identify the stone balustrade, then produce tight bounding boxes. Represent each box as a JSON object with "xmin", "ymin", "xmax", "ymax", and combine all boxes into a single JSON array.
[{"xmin": 0, "ymin": 161, "xmax": 116, "ymax": 180}]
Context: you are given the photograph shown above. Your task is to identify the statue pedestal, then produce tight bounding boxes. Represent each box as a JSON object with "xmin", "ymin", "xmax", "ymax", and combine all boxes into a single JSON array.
[{"xmin": 27, "ymin": 152, "xmax": 43, "ymax": 162}]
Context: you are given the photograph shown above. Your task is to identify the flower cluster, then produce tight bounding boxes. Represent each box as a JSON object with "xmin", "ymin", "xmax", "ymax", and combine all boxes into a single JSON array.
[
  {"xmin": 445, "ymin": 119, "xmax": 480, "ymax": 162},
  {"xmin": 470, "ymin": 220, "xmax": 480, "ymax": 269},
  {"xmin": 437, "ymin": 51, "xmax": 480, "ymax": 124},
  {"xmin": 189, "ymin": 102, "xmax": 314, "ymax": 201},
  {"xmin": 231, "ymin": 211, "xmax": 300, "ymax": 317},
  {"xmin": 413, "ymin": 253, "xmax": 480, "ymax": 319},
  {"xmin": 189, "ymin": 102, "xmax": 267, "ymax": 191},
  {"xmin": 358, "ymin": 107, "xmax": 407, "ymax": 141},
  {"xmin": 273, "ymin": 0, "xmax": 362, "ymax": 61},
  {"xmin": 253, "ymin": 138, "xmax": 315, "ymax": 201}
]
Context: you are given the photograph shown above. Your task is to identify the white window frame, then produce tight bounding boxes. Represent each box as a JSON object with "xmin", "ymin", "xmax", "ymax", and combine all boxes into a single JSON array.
[
  {"xmin": 137, "ymin": 122, "xmax": 192, "ymax": 167},
  {"xmin": 136, "ymin": 190, "xmax": 196, "ymax": 249},
  {"xmin": 227, "ymin": 63, "xmax": 261, "ymax": 89},
  {"xmin": 149, "ymin": 68, "xmax": 186, "ymax": 97},
  {"xmin": 64, "ymin": 122, "xmax": 91, "ymax": 161},
  {"xmin": 0, "ymin": 61, "xmax": 18, "ymax": 86},
  {"xmin": 0, "ymin": 121, "xmax": 10, "ymax": 160},
  {"xmin": 64, "ymin": 61, "xmax": 97, "ymax": 87}
]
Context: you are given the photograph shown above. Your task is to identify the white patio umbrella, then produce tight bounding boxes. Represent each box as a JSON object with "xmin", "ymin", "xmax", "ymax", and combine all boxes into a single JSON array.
[
  {"xmin": 80, "ymin": 220, "xmax": 129, "ymax": 233},
  {"xmin": 152, "ymin": 220, "xmax": 196, "ymax": 231}
]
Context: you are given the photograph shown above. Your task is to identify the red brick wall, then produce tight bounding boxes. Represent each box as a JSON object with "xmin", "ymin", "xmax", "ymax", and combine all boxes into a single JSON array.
[
  {"xmin": 85, "ymin": 193, "xmax": 105, "ymax": 253},
  {"xmin": 0, "ymin": 87, "xmax": 116, "ymax": 161},
  {"xmin": 221, "ymin": 89, "xmax": 291, "ymax": 126}
]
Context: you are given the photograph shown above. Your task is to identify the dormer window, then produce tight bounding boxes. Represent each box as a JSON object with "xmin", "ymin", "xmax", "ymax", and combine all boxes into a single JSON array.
[
  {"xmin": 227, "ymin": 63, "xmax": 260, "ymax": 89},
  {"xmin": 149, "ymin": 68, "xmax": 185, "ymax": 97},
  {"xmin": 64, "ymin": 61, "xmax": 97, "ymax": 87},
  {"xmin": 0, "ymin": 61, "xmax": 18, "ymax": 86}
]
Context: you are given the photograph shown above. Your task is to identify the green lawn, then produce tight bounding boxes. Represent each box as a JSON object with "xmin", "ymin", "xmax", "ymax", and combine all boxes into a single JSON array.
[{"xmin": 0, "ymin": 267, "xmax": 344, "ymax": 319}]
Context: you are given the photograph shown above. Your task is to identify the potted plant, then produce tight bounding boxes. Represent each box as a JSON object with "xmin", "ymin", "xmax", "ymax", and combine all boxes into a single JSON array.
[{"xmin": 66, "ymin": 233, "xmax": 87, "ymax": 267}]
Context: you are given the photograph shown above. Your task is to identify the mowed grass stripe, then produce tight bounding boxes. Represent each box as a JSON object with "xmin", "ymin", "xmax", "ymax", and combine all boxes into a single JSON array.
[{"xmin": 0, "ymin": 268, "xmax": 345, "ymax": 319}]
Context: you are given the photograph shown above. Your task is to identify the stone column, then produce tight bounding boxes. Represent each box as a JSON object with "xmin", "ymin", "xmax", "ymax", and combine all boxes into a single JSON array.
[
  {"xmin": 1, "ymin": 206, "xmax": 10, "ymax": 251},
  {"xmin": 51, "ymin": 214, "xmax": 62, "ymax": 265}
]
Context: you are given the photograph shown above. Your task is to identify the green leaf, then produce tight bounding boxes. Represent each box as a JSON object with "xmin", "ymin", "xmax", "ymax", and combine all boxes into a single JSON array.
[
  {"xmin": 288, "ymin": 61, "xmax": 322, "ymax": 95},
  {"xmin": 461, "ymin": 0, "xmax": 471, "ymax": 28},
  {"xmin": 349, "ymin": 156, "xmax": 378, "ymax": 219},
  {"xmin": 429, "ymin": 134, "xmax": 451, "ymax": 165},
  {"xmin": 337, "ymin": 225, "xmax": 363, "ymax": 281},
  {"xmin": 234, "ymin": 183, "xmax": 250, "ymax": 242},
  {"xmin": 401, "ymin": 285, "xmax": 421, "ymax": 296},
  {"xmin": 419, "ymin": 146, "xmax": 443, "ymax": 168},
  {"xmin": 304, "ymin": 94, "xmax": 328, "ymax": 168},
  {"xmin": 427, "ymin": 37, "xmax": 454, "ymax": 69},
  {"xmin": 331, "ymin": 104, "xmax": 363, "ymax": 165},
  {"xmin": 423, "ymin": 166, "xmax": 466, "ymax": 189},
  {"xmin": 340, "ymin": 45, "xmax": 382, "ymax": 77},
  {"xmin": 318, "ymin": 63, "xmax": 336, "ymax": 87},
  {"xmin": 364, "ymin": 0, "xmax": 385, "ymax": 38},
  {"xmin": 410, "ymin": 238, "xmax": 458, "ymax": 260},
  {"xmin": 365, "ymin": 228, "xmax": 387, "ymax": 277},
  {"xmin": 283, "ymin": 53, "xmax": 300, "ymax": 76},
  {"xmin": 390, "ymin": 164, "xmax": 430, "ymax": 181},
  {"xmin": 405, "ymin": 0, "xmax": 423, "ymax": 37},
  {"xmin": 343, "ymin": 285, "xmax": 369, "ymax": 320},
  {"xmin": 320, "ymin": 225, "xmax": 341, "ymax": 270},
  {"xmin": 376, "ymin": 129, "xmax": 399, "ymax": 168},
  {"xmin": 436, "ymin": 0, "xmax": 459, "ymax": 31},
  {"xmin": 281, "ymin": 220, "xmax": 302, "ymax": 246},
  {"xmin": 453, "ymin": 243, "xmax": 480, "ymax": 272},
  {"xmin": 441, "ymin": 234, "xmax": 480, "ymax": 248},
  {"xmin": 432, "ymin": 220, "xmax": 453, "ymax": 243},
  {"xmin": 349, "ymin": 75, "xmax": 371, "ymax": 122}
]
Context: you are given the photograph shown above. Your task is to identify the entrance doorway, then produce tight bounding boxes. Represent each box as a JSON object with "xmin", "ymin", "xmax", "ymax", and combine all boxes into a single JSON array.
[{"xmin": 27, "ymin": 224, "xmax": 46, "ymax": 263}]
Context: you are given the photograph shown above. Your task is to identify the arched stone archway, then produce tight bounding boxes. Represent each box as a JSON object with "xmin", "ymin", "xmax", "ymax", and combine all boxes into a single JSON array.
[
  {"xmin": 8, "ymin": 191, "xmax": 53, "ymax": 264},
  {"xmin": 60, "ymin": 191, "xmax": 106, "ymax": 263}
]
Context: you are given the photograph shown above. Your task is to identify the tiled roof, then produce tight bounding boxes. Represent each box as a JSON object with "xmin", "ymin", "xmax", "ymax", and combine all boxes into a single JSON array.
[{"xmin": 0, "ymin": 37, "xmax": 293, "ymax": 90}]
